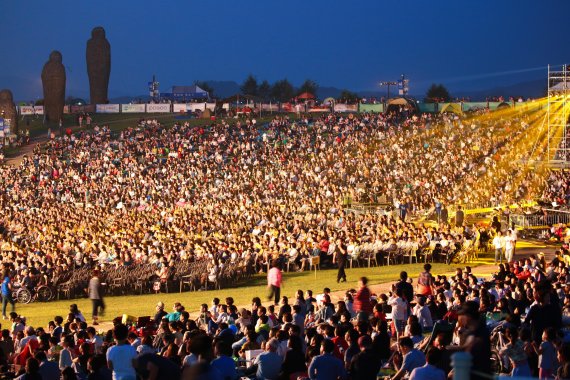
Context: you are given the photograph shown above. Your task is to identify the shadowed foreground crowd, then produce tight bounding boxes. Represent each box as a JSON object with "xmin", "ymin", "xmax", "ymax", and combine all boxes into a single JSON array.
[{"xmin": 0, "ymin": 251, "xmax": 569, "ymax": 380}]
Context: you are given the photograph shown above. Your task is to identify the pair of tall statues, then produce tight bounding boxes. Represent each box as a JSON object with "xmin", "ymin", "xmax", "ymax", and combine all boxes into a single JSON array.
[{"xmin": 40, "ymin": 27, "xmax": 110, "ymax": 122}]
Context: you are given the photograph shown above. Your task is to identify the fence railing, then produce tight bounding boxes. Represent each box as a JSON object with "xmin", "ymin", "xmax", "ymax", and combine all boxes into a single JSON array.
[
  {"xmin": 344, "ymin": 203, "xmax": 392, "ymax": 216},
  {"xmin": 511, "ymin": 209, "xmax": 570, "ymax": 228}
]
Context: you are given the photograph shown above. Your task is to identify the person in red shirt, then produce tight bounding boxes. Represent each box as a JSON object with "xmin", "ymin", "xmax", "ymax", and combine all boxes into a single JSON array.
[
  {"xmin": 354, "ymin": 277, "xmax": 373, "ymax": 317},
  {"xmin": 372, "ymin": 304, "xmax": 387, "ymax": 323}
]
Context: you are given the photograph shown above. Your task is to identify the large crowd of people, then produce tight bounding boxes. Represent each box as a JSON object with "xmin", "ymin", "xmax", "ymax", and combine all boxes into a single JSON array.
[
  {"xmin": 0, "ymin": 107, "xmax": 563, "ymax": 378},
  {"xmin": 0, "ymin": 256, "xmax": 565, "ymax": 379},
  {"xmin": 0, "ymin": 109, "xmax": 546, "ymax": 294}
]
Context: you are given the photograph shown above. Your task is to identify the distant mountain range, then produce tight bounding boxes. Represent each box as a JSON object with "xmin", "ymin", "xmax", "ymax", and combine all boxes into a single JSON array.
[{"xmin": 108, "ymin": 78, "xmax": 546, "ymax": 103}]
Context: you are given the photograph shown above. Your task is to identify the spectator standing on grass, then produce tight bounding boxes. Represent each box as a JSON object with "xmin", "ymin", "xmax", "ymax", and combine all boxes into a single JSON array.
[
  {"xmin": 1, "ymin": 270, "xmax": 15, "ymax": 319},
  {"xmin": 88, "ymin": 270, "xmax": 105, "ymax": 325},
  {"xmin": 416, "ymin": 264, "xmax": 435, "ymax": 297},
  {"xmin": 354, "ymin": 277, "xmax": 372, "ymax": 317},
  {"xmin": 389, "ymin": 288, "xmax": 407, "ymax": 338},
  {"xmin": 493, "ymin": 231, "xmax": 504, "ymax": 265},
  {"xmin": 395, "ymin": 271, "xmax": 414, "ymax": 307},
  {"xmin": 268, "ymin": 261, "xmax": 282, "ymax": 306}
]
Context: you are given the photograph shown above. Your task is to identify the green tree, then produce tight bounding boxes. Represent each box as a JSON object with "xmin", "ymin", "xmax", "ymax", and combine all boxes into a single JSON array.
[
  {"xmin": 258, "ymin": 80, "xmax": 271, "ymax": 101},
  {"xmin": 271, "ymin": 79, "xmax": 295, "ymax": 102},
  {"xmin": 298, "ymin": 79, "xmax": 318, "ymax": 96},
  {"xmin": 194, "ymin": 81, "xmax": 214, "ymax": 98},
  {"xmin": 425, "ymin": 84, "xmax": 451, "ymax": 103},
  {"xmin": 240, "ymin": 75, "xmax": 258, "ymax": 96},
  {"xmin": 338, "ymin": 89, "xmax": 359, "ymax": 103}
]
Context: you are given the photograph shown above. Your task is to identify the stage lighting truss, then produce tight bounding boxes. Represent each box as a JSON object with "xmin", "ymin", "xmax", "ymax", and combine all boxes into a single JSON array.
[{"xmin": 547, "ymin": 64, "xmax": 570, "ymax": 164}]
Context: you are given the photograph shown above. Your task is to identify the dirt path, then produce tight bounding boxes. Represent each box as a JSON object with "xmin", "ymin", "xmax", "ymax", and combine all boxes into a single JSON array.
[{"xmin": 4, "ymin": 126, "xmax": 83, "ymax": 166}]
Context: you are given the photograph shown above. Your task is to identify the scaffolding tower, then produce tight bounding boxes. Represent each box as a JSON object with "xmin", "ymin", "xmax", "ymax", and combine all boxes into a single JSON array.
[{"xmin": 547, "ymin": 64, "xmax": 570, "ymax": 164}]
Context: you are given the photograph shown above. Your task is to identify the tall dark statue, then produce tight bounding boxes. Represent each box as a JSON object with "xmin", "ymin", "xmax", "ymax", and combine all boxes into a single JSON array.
[
  {"xmin": 86, "ymin": 26, "xmax": 111, "ymax": 104},
  {"xmin": 0, "ymin": 89, "xmax": 18, "ymax": 134},
  {"xmin": 41, "ymin": 51, "xmax": 66, "ymax": 123}
]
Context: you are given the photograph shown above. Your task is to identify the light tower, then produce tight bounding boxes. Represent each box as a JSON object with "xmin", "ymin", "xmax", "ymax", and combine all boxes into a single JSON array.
[{"xmin": 547, "ymin": 64, "xmax": 570, "ymax": 164}]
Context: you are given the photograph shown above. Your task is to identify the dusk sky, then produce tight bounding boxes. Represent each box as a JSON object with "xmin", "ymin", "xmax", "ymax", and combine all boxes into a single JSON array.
[{"xmin": 1, "ymin": 0, "xmax": 569, "ymax": 101}]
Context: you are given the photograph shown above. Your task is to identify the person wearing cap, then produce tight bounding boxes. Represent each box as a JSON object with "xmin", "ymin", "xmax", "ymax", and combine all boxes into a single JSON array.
[{"xmin": 349, "ymin": 335, "xmax": 381, "ymax": 380}]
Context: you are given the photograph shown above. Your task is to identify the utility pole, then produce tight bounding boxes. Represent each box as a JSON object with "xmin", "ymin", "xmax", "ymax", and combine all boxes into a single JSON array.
[{"xmin": 379, "ymin": 81, "xmax": 397, "ymax": 100}]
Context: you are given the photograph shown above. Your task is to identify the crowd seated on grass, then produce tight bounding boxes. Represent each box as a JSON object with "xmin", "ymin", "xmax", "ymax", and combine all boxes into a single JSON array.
[
  {"xmin": 0, "ymin": 256, "xmax": 567, "ymax": 379},
  {"xmin": 0, "ymin": 109, "xmax": 545, "ymax": 295}
]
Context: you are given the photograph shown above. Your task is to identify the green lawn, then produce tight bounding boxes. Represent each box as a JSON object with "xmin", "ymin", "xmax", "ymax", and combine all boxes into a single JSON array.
[{"xmin": 13, "ymin": 262, "xmax": 489, "ymax": 329}]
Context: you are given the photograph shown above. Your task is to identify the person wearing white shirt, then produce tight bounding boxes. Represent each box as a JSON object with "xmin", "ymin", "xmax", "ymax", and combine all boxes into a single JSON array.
[
  {"xmin": 412, "ymin": 297, "xmax": 433, "ymax": 332},
  {"xmin": 504, "ymin": 230, "xmax": 514, "ymax": 263},
  {"xmin": 492, "ymin": 231, "xmax": 504, "ymax": 264},
  {"xmin": 106, "ymin": 324, "xmax": 137, "ymax": 380}
]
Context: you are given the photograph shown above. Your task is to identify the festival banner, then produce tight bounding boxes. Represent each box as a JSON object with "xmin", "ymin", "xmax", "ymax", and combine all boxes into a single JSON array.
[
  {"xmin": 70, "ymin": 105, "xmax": 96, "ymax": 114},
  {"xmin": 187, "ymin": 103, "xmax": 206, "ymax": 112},
  {"xmin": 96, "ymin": 104, "xmax": 120, "ymax": 113},
  {"xmin": 261, "ymin": 104, "xmax": 279, "ymax": 111},
  {"xmin": 34, "ymin": 106, "xmax": 44, "ymax": 115},
  {"xmin": 309, "ymin": 107, "xmax": 330, "ymax": 113},
  {"xmin": 358, "ymin": 104, "xmax": 384, "ymax": 113},
  {"xmin": 146, "ymin": 104, "xmax": 171, "ymax": 113},
  {"xmin": 173, "ymin": 104, "xmax": 187, "ymax": 113},
  {"xmin": 334, "ymin": 104, "xmax": 358, "ymax": 112},
  {"xmin": 462, "ymin": 102, "xmax": 487, "ymax": 111},
  {"xmin": 121, "ymin": 104, "xmax": 146, "ymax": 113},
  {"xmin": 19, "ymin": 106, "xmax": 35, "ymax": 115},
  {"xmin": 418, "ymin": 103, "xmax": 437, "ymax": 113},
  {"xmin": 206, "ymin": 103, "xmax": 216, "ymax": 111}
]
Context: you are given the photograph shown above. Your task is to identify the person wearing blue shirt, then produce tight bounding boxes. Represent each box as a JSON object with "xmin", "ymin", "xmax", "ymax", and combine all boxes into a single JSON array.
[
  {"xmin": 1, "ymin": 271, "xmax": 15, "ymax": 319},
  {"xmin": 308, "ymin": 339, "xmax": 347, "ymax": 380},
  {"xmin": 409, "ymin": 347, "xmax": 445, "ymax": 380},
  {"xmin": 211, "ymin": 341, "xmax": 237, "ymax": 380},
  {"xmin": 253, "ymin": 338, "xmax": 282, "ymax": 380},
  {"xmin": 389, "ymin": 337, "xmax": 426, "ymax": 380}
]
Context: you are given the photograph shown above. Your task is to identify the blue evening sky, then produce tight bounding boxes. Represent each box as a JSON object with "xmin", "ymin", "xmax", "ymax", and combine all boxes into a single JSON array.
[{"xmin": 0, "ymin": 0, "xmax": 569, "ymax": 101}]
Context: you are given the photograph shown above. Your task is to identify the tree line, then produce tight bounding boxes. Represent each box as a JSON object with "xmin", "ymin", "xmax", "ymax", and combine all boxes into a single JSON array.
[
  {"xmin": 197, "ymin": 76, "xmax": 452, "ymax": 104},
  {"xmin": 196, "ymin": 76, "xmax": 361, "ymax": 103}
]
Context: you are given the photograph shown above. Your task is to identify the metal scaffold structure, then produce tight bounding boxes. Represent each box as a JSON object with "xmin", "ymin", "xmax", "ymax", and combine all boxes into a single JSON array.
[{"xmin": 547, "ymin": 64, "xmax": 570, "ymax": 165}]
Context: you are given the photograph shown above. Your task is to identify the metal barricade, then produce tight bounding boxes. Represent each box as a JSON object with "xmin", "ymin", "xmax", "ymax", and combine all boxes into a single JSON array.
[{"xmin": 511, "ymin": 209, "xmax": 570, "ymax": 228}]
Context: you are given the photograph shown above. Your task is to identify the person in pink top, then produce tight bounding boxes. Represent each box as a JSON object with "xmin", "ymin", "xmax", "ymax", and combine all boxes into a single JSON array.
[{"xmin": 267, "ymin": 261, "xmax": 282, "ymax": 305}]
